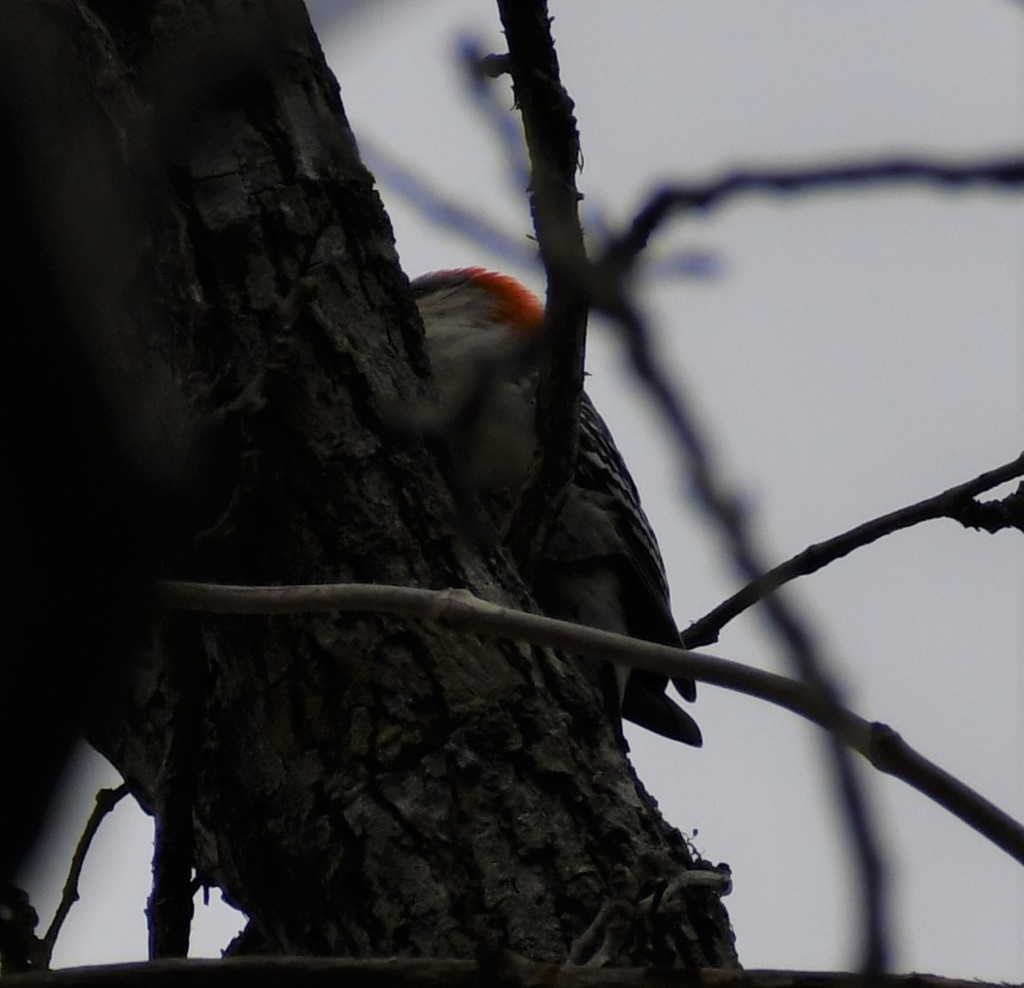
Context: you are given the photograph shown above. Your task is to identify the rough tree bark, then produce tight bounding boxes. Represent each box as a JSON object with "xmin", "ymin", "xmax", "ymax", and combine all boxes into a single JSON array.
[{"xmin": 26, "ymin": 0, "xmax": 736, "ymax": 967}]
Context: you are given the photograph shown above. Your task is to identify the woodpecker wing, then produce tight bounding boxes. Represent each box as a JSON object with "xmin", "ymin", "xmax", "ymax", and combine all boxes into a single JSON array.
[
  {"xmin": 574, "ymin": 395, "xmax": 699, "ymax": 721},
  {"xmin": 574, "ymin": 396, "xmax": 674, "ymax": 633}
]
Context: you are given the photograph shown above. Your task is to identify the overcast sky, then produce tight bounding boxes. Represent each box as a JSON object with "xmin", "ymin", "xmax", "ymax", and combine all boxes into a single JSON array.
[{"xmin": 21, "ymin": 2, "xmax": 1024, "ymax": 980}]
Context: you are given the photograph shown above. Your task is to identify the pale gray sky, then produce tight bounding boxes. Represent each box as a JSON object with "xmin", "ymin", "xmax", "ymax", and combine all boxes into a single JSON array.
[{"xmin": 21, "ymin": 2, "xmax": 1024, "ymax": 980}]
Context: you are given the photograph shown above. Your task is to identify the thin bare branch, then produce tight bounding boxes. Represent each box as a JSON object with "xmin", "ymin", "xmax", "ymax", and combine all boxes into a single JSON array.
[
  {"xmin": 683, "ymin": 451, "xmax": 1024, "ymax": 648},
  {"xmin": 487, "ymin": 2, "xmax": 591, "ymax": 576},
  {"xmin": 364, "ymin": 140, "xmax": 720, "ymax": 286},
  {"xmin": 147, "ymin": 621, "xmax": 206, "ymax": 960},
  {"xmin": 947, "ymin": 480, "xmax": 1024, "ymax": 533},
  {"xmin": 606, "ymin": 154, "xmax": 1024, "ymax": 268},
  {"xmin": 40, "ymin": 785, "xmax": 129, "ymax": 968},
  {"xmin": 361, "ymin": 141, "xmax": 538, "ymax": 272},
  {"xmin": 156, "ymin": 580, "xmax": 1024, "ymax": 869},
  {"xmin": 458, "ymin": 40, "xmax": 533, "ymax": 204},
  {"xmin": 591, "ymin": 294, "xmax": 889, "ymax": 972}
]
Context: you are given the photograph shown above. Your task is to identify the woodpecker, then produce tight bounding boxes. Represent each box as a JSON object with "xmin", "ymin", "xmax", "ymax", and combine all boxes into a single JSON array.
[{"xmin": 411, "ymin": 268, "xmax": 701, "ymax": 747}]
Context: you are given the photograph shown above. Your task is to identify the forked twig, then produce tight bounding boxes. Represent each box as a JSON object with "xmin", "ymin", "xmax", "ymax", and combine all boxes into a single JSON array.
[
  {"xmin": 683, "ymin": 452, "xmax": 1024, "ymax": 648},
  {"xmin": 40, "ymin": 785, "xmax": 130, "ymax": 967}
]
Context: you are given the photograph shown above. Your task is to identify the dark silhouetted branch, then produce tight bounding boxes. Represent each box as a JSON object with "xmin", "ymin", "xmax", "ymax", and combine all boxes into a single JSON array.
[
  {"xmin": 683, "ymin": 451, "xmax": 1024, "ymax": 648},
  {"xmin": 487, "ymin": 3, "xmax": 591, "ymax": 575},
  {"xmin": 607, "ymin": 154, "xmax": 1024, "ymax": 267},
  {"xmin": 40, "ymin": 786, "xmax": 130, "ymax": 968},
  {"xmin": 147, "ymin": 620, "xmax": 208, "ymax": 960},
  {"xmin": 362, "ymin": 141, "xmax": 538, "ymax": 271},
  {"xmin": 587, "ymin": 289, "xmax": 890, "ymax": 972}
]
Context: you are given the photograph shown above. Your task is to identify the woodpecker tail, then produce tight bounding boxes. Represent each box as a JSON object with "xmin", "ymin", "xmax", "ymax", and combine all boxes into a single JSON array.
[{"xmin": 621, "ymin": 670, "xmax": 703, "ymax": 746}]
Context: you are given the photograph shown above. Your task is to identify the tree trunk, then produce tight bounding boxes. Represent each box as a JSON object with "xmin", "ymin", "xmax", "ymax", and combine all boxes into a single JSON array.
[{"xmin": 37, "ymin": 0, "xmax": 737, "ymax": 967}]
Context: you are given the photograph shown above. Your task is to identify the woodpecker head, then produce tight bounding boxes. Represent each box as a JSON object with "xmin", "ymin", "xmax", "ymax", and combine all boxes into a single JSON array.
[
  {"xmin": 410, "ymin": 268, "xmax": 544, "ymax": 356},
  {"xmin": 408, "ymin": 267, "xmax": 544, "ymax": 499}
]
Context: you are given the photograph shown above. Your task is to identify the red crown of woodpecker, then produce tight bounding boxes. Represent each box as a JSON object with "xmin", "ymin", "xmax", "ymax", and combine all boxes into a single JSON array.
[{"xmin": 421, "ymin": 267, "xmax": 544, "ymax": 338}]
